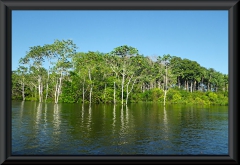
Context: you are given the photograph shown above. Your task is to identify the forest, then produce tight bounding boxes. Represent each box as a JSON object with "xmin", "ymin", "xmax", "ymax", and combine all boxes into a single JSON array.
[{"xmin": 12, "ymin": 39, "xmax": 228, "ymax": 106}]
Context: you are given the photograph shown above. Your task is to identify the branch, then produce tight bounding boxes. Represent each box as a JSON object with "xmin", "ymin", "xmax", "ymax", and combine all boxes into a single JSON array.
[{"xmin": 128, "ymin": 77, "xmax": 138, "ymax": 95}]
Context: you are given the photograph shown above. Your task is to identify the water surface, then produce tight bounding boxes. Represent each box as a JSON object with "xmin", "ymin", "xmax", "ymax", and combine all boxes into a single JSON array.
[{"xmin": 12, "ymin": 101, "xmax": 228, "ymax": 155}]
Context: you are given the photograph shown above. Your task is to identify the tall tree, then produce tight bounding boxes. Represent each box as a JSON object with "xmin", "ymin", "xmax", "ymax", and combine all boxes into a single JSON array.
[
  {"xmin": 16, "ymin": 66, "xmax": 28, "ymax": 101},
  {"xmin": 111, "ymin": 45, "xmax": 138, "ymax": 105},
  {"xmin": 52, "ymin": 39, "xmax": 77, "ymax": 104},
  {"xmin": 20, "ymin": 46, "xmax": 46, "ymax": 102}
]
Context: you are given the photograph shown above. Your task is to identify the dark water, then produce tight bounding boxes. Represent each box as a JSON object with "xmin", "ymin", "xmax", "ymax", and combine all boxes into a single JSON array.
[{"xmin": 12, "ymin": 101, "xmax": 228, "ymax": 155}]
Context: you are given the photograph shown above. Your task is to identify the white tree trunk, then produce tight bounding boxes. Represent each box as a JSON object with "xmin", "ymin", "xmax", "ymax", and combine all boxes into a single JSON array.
[
  {"xmin": 54, "ymin": 71, "xmax": 63, "ymax": 104},
  {"xmin": 54, "ymin": 79, "xmax": 58, "ymax": 104},
  {"xmin": 121, "ymin": 73, "xmax": 125, "ymax": 105},
  {"xmin": 45, "ymin": 69, "xmax": 50, "ymax": 102},
  {"xmin": 164, "ymin": 90, "xmax": 167, "ymax": 106},
  {"xmin": 114, "ymin": 81, "xmax": 116, "ymax": 104},
  {"xmin": 21, "ymin": 81, "xmax": 25, "ymax": 101},
  {"xmin": 190, "ymin": 81, "xmax": 193, "ymax": 93},
  {"xmin": 82, "ymin": 78, "xmax": 85, "ymax": 104},
  {"xmin": 178, "ymin": 77, "xmax": 180, "ymax": 88},
  {"xmin": 38, "ymin": 76, "xmax": 42, "ymax": 102},
  {"xmin": 88, "ymin": 69, "xmax": 92, "ymax": 105},
  {"xmin": 57, "ymin": 72, "xmax": 63, "ymax": 104},
  {"xmin": 126, "ymin": 77, "xmax": 137, "ymax": 105}
]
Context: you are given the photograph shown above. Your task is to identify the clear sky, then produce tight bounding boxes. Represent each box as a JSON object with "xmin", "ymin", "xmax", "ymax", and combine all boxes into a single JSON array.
[{"xmin": 12, "ymin": 10, "xmax": 228, "ymax": 74}]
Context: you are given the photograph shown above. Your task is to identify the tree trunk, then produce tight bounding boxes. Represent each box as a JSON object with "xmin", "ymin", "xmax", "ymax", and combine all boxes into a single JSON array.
[
  {"xmin": 22, "ymin": 81, "xmax": 25, "ymax": 101},
  {"xmin": 38, "ymin": 76, "xmax": 42, "ymax": 102},
  {"xmin": 45, "ymin": 69, "xmax": 50, "ymax": 102},
  {"xmin": 126, "ymin": 77, "xmax": 137, "ymax": 105},
  {"xmin": 40, "ymin": 82, "xmax": 43, "ymax": 102},
  {"xmin": 190, "ymin": 81, "xmax": 193, "ymax": 93},
  {"xmin": 82, "ymin": 79, "xmax": 85, "ymax": 104},
  {"xmin": 178, "ymin": 76, "xmax": 180, "ymax": 89},
  {"xmin": 57, "ymin": 72, "xmax": 63, "ymax": 104},
  {"xmin": 166, "ymin": 66, "xmax": 168, "ymax": 89},
  {"xmin": 163, "ymin": 90, "xmax": 167, "ymax": 106},
  {"xmin": 121, "ymin": 73, "xmax": 125, "ymax": 105},
  {"xmin": 88, "ymin": 69, "xmax": 92, "ymax": 105},
  {"xmin": 54, "ymin": 79, "xmax": 58, "ymax": 104},
  {"xmin": 55, "ymin": 71, "xmax": 63, "ymax": 104},
  {"xmin": 114, "ymin": 81, "xmax": 116, "ymax": 104},
  {"xmin": 89, "ymin": 85, "xmax": 92, "ymax": 104},
  {"xmin": 194, "ymin": 81, "xmax": 196, "ymax": 91}
]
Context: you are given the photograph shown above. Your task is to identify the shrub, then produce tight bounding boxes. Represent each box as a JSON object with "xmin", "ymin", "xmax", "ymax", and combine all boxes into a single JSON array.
[{"xmin": 172, "ymin": 93, "xmax": 182, "ymax": 103}]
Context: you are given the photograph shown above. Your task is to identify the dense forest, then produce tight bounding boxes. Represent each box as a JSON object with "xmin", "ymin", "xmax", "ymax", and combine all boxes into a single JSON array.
[{"xmin": 12, "ymin": 39, "xmax": 228, "ymax": 106}]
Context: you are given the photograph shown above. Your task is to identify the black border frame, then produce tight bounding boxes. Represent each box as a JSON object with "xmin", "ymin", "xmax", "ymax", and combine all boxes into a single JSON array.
[{"xmin": 0, "ymin": 0, "xmax": 239, "ymax": 164}]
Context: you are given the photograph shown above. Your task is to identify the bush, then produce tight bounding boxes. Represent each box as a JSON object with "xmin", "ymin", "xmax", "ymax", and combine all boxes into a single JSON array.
[
  {"xmin": 208, "ymin": 92, "xmax": 218, "ymax": 103},
  {"xmin": 152, "ymin": 88, "xmax": 164, "ymax": 102},
  {"xmin": 172, "ymin": 93, "xmax": 182, "ymax": 103}
]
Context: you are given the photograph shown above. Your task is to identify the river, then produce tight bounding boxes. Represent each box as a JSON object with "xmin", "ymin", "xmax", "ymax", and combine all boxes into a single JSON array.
[{"xmin": 12, "ymin": 101, "xmax": 228, "ymax": 155}]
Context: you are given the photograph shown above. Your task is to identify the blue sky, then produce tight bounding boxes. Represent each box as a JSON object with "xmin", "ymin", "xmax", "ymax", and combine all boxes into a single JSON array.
[{"xmin": 12, "ymin": 10, "xmax": 228, "ymax": 74}]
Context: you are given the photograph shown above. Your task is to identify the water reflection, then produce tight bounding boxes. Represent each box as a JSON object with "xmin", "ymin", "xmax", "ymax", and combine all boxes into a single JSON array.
[
  {"xmin": 12, "ymin": 101, "xmax": 228, "ymax": 155},
  {"xmin": 53, "ymin": 104, "xmax": 61, "ymax": 134},
  {"xmin": 112, "ymin": 104, "xmax": 116, "ymax": 134},
  {"xmin": 162, "ymin": 106, "xmax": 169, "ymax": 140},
  {"xmin": 36, "ymin": 103, "xmax": 42, "ymax": 129},
  {"xmin": 42, "ymin": 103, "xmax": 48, "ymax": 136},
  {"xmin": 126, "ymin": 105, "xmax": 129, "ymax": 126},
  {"xmin": 120, "ymin": 104, "xmax": 124, "ymax": 135},
  {"xmin": 81, "ymin": 104, "xmax": 85, "ymax": 124},
  {"xmin": 86, "ymin": 104, "xmax": 92, "ymax": 131},
  {"xmin": 118, "ymin": 105, "xmax": 130, "ymax": 145},
  {"xmin": 19, "ymin": 101, "xmax": 24, "ymax": 120}
]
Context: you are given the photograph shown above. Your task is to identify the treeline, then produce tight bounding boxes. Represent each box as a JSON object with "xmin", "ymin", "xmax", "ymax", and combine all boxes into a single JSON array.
[{"xmin": 12, "ymin": 39, "xmax": 228, "ymax": 105}]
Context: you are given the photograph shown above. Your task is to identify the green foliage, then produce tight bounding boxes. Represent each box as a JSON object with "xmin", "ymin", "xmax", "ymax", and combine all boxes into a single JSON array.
[
  {"xmin": 172, "ymin": 93, "xmax": 182, "ymax": 104},
  {"xmin": 12, "ymin": 41, "xmax": 228, "ymax": 106}
]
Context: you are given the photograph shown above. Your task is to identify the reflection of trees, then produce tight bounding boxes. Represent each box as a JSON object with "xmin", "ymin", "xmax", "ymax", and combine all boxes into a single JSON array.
[
  {"xmin": 162, "ymin": 106, "xmax": 169, "ymax": 140},
  {"xmin": 53, "ymin": 103, "xmax": 61, "ymax": 133},
  {"xmin": 36, "ymin": 102, "xmax": 42, "ymax": 129},
  {"xmin": 20, "ymin": 101, "xmax": 24, "ymax": 121},
  {"xmin": 120, "ymin": 104, "xmax": 124, "ymax": 135},
  {"xmin": 44, "ymin": 103, "xmax": 48, "ymax": 125},
  {"xmin": 112, "ymin": 104, "xmax": 116, "ymax": 134},
  {"xmin": 118, "ymin": 104, "xmax": 131, "ymax": 146},
  {"xmin": 41, "ymin": 103, "xmax": 48, "ymax": 137},
  {"xmin": 86, "ymin": 104, "xmax": 92, "ymax": 131},
  {"xmin": 81, "ymin": 103, "xmax": 85, "ymax": 125}
]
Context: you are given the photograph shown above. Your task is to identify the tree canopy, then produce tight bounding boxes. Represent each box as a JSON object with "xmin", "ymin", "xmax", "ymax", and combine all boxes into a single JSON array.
[{"xmin": 12, "ymin": 40, "xmax": 228, "ymax": 106}]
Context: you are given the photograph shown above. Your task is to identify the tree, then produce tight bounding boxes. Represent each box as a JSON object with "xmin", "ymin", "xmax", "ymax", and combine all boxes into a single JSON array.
[
  {"xmin": 51, "ymin": 39, "xmax": 77, "ymax": 104},
  {"xmin": 170, "ymin": 56, "xmax": 183, "ymax": 89},
  {"xmin": 16, "ymin": 66, "xmax": 28, "ymax": 101},
  {"xmin": 20, "ymin": 46, "xmax": 46, "ymax": 102},
  {"xmin": 105, "ymin": 53, "xmax": 121, "ymax": 104},
  {"xmin": 110, "ymin": 45, "xmax": 138, "ymax": 105},
  {"xmin": 12, "ymin": 42, "xmax": 228, "ymax": 105},
  {"xmin": 157, "ymin": 54, "xmax": 172, "ymax": 106}
]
